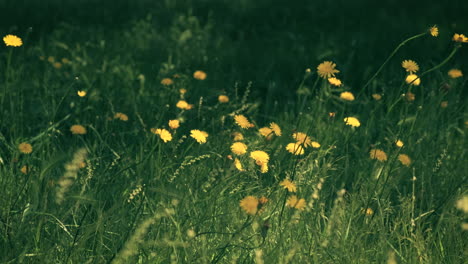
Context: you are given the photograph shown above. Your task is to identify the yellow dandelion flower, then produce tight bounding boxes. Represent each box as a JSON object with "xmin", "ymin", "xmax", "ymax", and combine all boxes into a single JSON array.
[
  {"xmin": 453, "ymin": 33, "xmax": 468, "ymax": 43},
  {"xmin": 190, "ymin": 129, "xmax": 208, "ymax": 144},
  {"xmin": 231, "ymin": 142, "xmax": 248, "ymax": 155},
  {"xmin": 395, "ymin": 140, "xmax": 404, "ymax": 147},
  {"xmin": 250, "ymin": 150, "xmax": 270, "ymax": 165},
  {"xmin": 448, "ymin": 69, "xmax": 463, "ymax": 79},
  {"xmin": 152, "ymin": 128, "xmax": 172, "ymax": 142},
  {"xmin": 176, "ymin": 100, "xmax": 189, "ymax": 110},
  {"xmin": 234, "ymin": 115, "xmax": 252, "ymax": 129},
  {"xmin": 179, "ymin": 88, "xmax": 187, "ymax": 94},
  {"xmin": 270, "ymin": 122, "xmax": 281, "ymax": 136},
  {"xmin": 20, "ymin": 165, "xmax": 29, "ymax": 174},
  {"xmin": 234, "ymin": 158, "xmax": 244, "ymax": 171},
  {"xmin": 456, "ymin": 196, "xmax": 468, "ymax": 213},
  {"xmin": 344, "ymin": 117, "xmax": 360, "ymax": 127},
  {"xmin": 18, "ymin": 142, "xmax": 33, "ymax": 154},
  {"xmin": 168, "ymin": 120, "xmax": 180, "ymax": 129},
  {"xmin": 77, "ymin": 90, "xmax": 87, "ymax": 97},
  {"xmin": 329, "ymin": 112, "xmax": 336, "ymax": 117},
  {"xmin": 405, "ymin": 74, "xmax": 421, "ymax": 86},
  {"xmin": 3, "ymin": 34, "xmax": 22, "ymax": 47},
  {"xmin": 429, "ymin": 26, "xmax": 439, "ymax": 37},
  {"xmin": 259, "ymin": 127, "xmax": 273, "ymax": 138},
  {"xmin": 365, "ymin": 208, "xmax": 374, "ymax": 215},
  {"xmin": 405, "ymin": 92, "xmax": 416, "ymax": 101},
  {"xmin": 370, "ymin": 149, "xmax": 388, "ymax": 162},
  {"xmin": 280, "ymin": 179, "xmax": 297, "ymax": 192},
  {"xmin": 70, "ymin": 124, "xmax": 87, "ymax": 135},
  {"xmin": 193, "ymin": 70, "xmax": 207, "ymax": 80},
  {"xmin": 292, "ymin": 132, "xmax": 312, "ymax": 147},
  {"xmin": 317, "ymin": 61, "xmax": 340, "ymax": 79},
  {"xmin": 286, "ymin": 143, "xmax": 305, "ymax": 155},
  {"xmin": 259, "ymin": 197, "xmax": 268, "ymax": 205},
  {"xmin": 402, "ymin": 60, "xmax": 419, "ymax": 74},
  {"xmin": 114, "ymin": 112, "xmax": 129, "ymax": 121},
  {"xmin": 398, "ymin": 154, "xmax": 412, "ymax": 166},
  {"xmin": 311, "ymin": 141, "xmax": 321, "ymax": 148},
  {"xmin": 240, "ymin": 196, "xmax": 259, "ymax": 215},
  {"xmin": 328, "ymin": 77, "xmax": 342, "ymax": 86},
  {"xmin": 286, "ymin": 195, "xmax": 306, "ymax": 210},
  {"xmin": 440, "ymin": 101, "xmax": 448, "ymax": 108},
  {"xmin": 53, "ymin": 62, "xmax": 62, "ymax": 69},
  {"xmin": 218, "ymin": 95, "xmax": 229, "ymax": 103},
  {"xmin": 161, "ymin": 78, "xmax": 174, "ymax": 85},
  {"xmin": 232, "ymin": 132, "xmax": 244, "ymax": 141},
  {"xmin": 340, "ymin": 91, "xmax": 355, "ymax": 101},
  {"xmin": 372, "ymin": 93, "xmax": 382, "ymax": 100}
]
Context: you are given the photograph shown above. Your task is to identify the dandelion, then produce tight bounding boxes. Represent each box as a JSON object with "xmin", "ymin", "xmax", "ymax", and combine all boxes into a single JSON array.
[
  {"xmin": 250, "ymin": 151, "xmax": 269, "ymax": 165},
  {"xmin": 18, "ymin": 142, "xmax": 33, "ymax": 154},
  {"xmin": 179, "ymin": 88, "xmax": 187, "ymax": 94},
  {"xmin": 286, "ymin": 143, "xmax": 305, "ymax": 155},
  {"xmin": 77, "ymin": 90, "xmax": 87, "ymax": 97},
  {"xmin": 259, "ymin": 127, "xmax": 273, "ymax": 138},
  {"xmin": 370, "ymin": 149, "xmax": 387, "ymax": 162},
  {"xmin": 234, "ymin": 158, "xmax": 244, "ymax": 171},
  {"xmin": 234, "ymin": 115, "xmax": 252, "ymax": 129},
  {"xmin": 280, "ymin": 179, "xmax": 297, "ymax": 192},
  {"xmin": 405, "ymin": 74, "xmax": 421, "ymax": 86},
  {"xmin": 448, "ymin": 69, "xmax": 463, "ymax": 78},
  {"xmin": 218, "ymin": 95, "xmax": 229, "ymax": 103},
  {"xmin": 440, "ymin": 101, "xmax": 448, "ymax": 108},
  {"xmin": 3, "ymin": 34, "xmax": 22, "ymax": 47},
  {"xmin": 365, "ymin": 208, "xmax": 374, "ymax": 215},
  {"xmin": 328, "ymin": 112, "xmax": 336, "ymax": 117},
  {"xmin": 344, "ymin": 117, "xmax": 360, "ymax": 127},
  {"xmin": 190, "ymin": 129, "xmax": 208, "ymax": 144},
  {"xmin": 405, "ymin": 92, "xmax": 416, "ymax": 101},
  {"xmin": 176, "ymin": 100, "xmax": 192, "ymax": 110},
  {"xmin": 161, "ymin": 78, "xmax": 174, "ymax": 85},
  {"xmin": 270, "ymin": 122, "xmax": 281, "ymax": 136},
  {"xmin": 328, "ymin": 77, "xmax": 342, "ymax": 86},
  {"xmin": 240, "ymin": 196, "xmax": 259, "ymax": 215},
  {"xmin": 292, "ymin": 132, "xmax": 312, "ymax": 147},
  {"xmin": 311, "ymin": 141, "xmax": 321, "ymax": 148},
  {"xmin": 317, "ymin": 61, "xmax": 340, "ymax": 79},
  {"xmin": 168, "ymin": 120, "xmax": 180, "ymax": 129},
  {"xmin": 398, "ymin": 154, "xmax": 412, "ymax": 166},
  {"xmin": 193, "ymin": 70, "xmax": 207, "ymax": 80},
  {"xmin": 20, "ymin": 165, "xmax": 29, "ymax": 174},
  {"xmin": 152, "ymin": 128, "xmax": 172, "ymax": 142},
  {"xmin": 70, "ymin": 124, "xmax": 87, "ymax": 135},
  {"xmin": 231, "ymin": 142, "xmax": 248, "ymax": 155},
  {"xmin": 455, "ymin": 195, "xmax": 468, "ymax": 213},
  {"xmin": 402, "ymin": 60, "xmax": 419, "ymax": 74},
  {"xmin": 340, "ymin": 91, "xmax": 355, "ymax": 101},
  {"xmin": 114, "ymin": 112, "xmax": 129, "ymax": 121},
  {"xmin": 232, "ymin": 132, "xmax": 244, "ymax": 141},
  {"xmin": 395, "ymin": 140, "xmax": 404, "ymax": 147},
  {"xmin": 372, "ymin": 94, "xmax": 382, "ymax": 100},
  {"xmin": 429, "ymin": 25, "xmax": 439, "ymax": 37},
  {"xmin": 452, "ymin": 33, "xmax": 468, "ymax": 43},
  {"xmin": 286, "ymin": 195, "xmax": 306, "ymax": 210}
]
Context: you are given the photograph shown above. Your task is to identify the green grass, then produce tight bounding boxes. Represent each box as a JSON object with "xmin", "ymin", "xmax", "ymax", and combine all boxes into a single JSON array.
[{"xmin": 0, "ymin": 2, "xmax": 467, "ymax": 263}]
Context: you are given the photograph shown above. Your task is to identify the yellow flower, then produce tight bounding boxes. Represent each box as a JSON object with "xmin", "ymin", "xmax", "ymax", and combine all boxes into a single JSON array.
[
  {"xmin": 369, "ymin": 149, "xmax": 387, "ymax": 162},
  {"xmin": 53, "ymin": 62, "xmax": 62, "ymax": 69},
  {"xmin": 405, "ymin": 92, "xmax": 416, "ymax": 101},
  {"xmin": 292, "ymin": 132, "xmax": 312, "ymax": 147},
  {"xmin": 429, "ymin": 26, "xmax": 439, "ymax": 37},
  {"xmin": 270, "ymin": 122, "xmax": 281, "ymax": 136},
  {"xmin": 402, "ymin": 60, "xmax": 419, "ymax": 74},
  {"xmin": 114, "ymin": 112, "xmax": 129, "ymax": 121},
  {"xmin": 231, "ymin": 142, "xmax": 248, "ymax": 155},
  {"xmin": 232, "ymin": 132, "xmax": 244, "ymax": 141},
  {"xmin": 395, "ymin": 140, "xmax": 404, "ymax": 147},
  {"xmin": 440, "ymin": 101, "xmax": 448, "ymax": 108},
  {"xmin": 344, "ymin": 117, "xmax": 360, "ymax": 127},
  {"xmin": 70, "ymin": 125, "xmax": 87, "ymax": 135},
  {"xmin": 398, "ymin": 154, "xmax": 412, "ymax": 166},
  {"xmin": 456, "ymin": 196, "xmax": 468, "ymax": 213},
  {"xmin": 161, "ymin": 78, "xmax": 174, "ymax": 85},
  {"xmin": 234, "ymin": 158, "xmax": 244, "ymax": 171},
  {"xmin": 3, "ymin": 34, "xmax": 22, "ymax": 47},
  {"xmin": 176, "ymin": 100, "xmax": 193, "ymax": 110},
  {"xmin": 259, "ymin": 127, "xmax": 273, "ymax": 138},
  {"xmin": 193, "ymin": 70, "xmax": 207, "ymax": 80},
  {"xmin": 77, "ymin": 90, "xmax": 87, "ymax": 97},
  {"xmin": 168, "ymin": 120, "xmax": 180, "ymax": 129},
  {"xmin": 179, "ymin": 88, "xmax": 187, "ymax": 94},
  {"xmin": 152, "ymin": 128, "xmax": 172, "ymax": 142},
  {"xmin": 317, "ymin": 61, "xmax": 340, "ymax": 79},
  {"xmin": 286, "ymin": 195, "xmax": 306, "ymax": 210},
  {"xmin": 240, "ymin": 196, "xmax": 259, "ymax": 215},
  {"xmin": 405, "ymin": 74, "xmax": 421, "ymax": 86},
  {"xmin": 18, "ymin": 142, "xmax": 33, "ymax": 154},
  {"xmin": 250, "ymin": 151, "xmax": 270, "ymax": 166},
  {"xmin": 453, "ymin": 33, "xmax": 468, "ymax": 43},
  {"xmin": 218, "ymin": 95, "xmax": 229, "ymax": 103},
  {"xmin": 328, "ymin": 77, "xmax": 342, "ymax": 86},
  {"xmin": 448, "ymin": 69, "xmax": 463, "ymax": 79},
  {"xmin": 190, "ymin": 129, "xmax": 208, "ymax": 144},
  {"xmin": 280, "ymin": 179, "xmax": 297, "ymax": 192},
  {"xmin": 340, "ymin": 91, "xmax": 355, "ymax": 101},
  {"xmin": 311, "ymin": 141, "xmax": 321, "ymax": 148},
  {"xmin": 365, "ymin": 208, "xmax": 374, "ymax": 215},
  {"xmin": 286, "ymin": 143, "xmax": 305, "ymax": 155},
  {"xmin": 234, "ymin": 115, "xmax": 252, "ymax": 129},
  {"xmin": 20, "ymin": 165, "xmax": 29, "ymax": 174},
  {"xmin": 372, "ymin": 94, "xmax": 382, "ymax": 100}
]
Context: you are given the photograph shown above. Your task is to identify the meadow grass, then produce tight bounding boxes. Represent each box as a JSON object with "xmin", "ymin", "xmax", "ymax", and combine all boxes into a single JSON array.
[{"xmin": 0, "ymin": 6, "xmax": 467, "ymax": 264}]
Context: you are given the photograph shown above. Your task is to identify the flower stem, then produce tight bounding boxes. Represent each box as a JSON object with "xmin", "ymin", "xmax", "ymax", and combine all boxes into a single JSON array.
[{"xmin": 420, "ymin": 44, "xmax": 461, "ymax": 77}]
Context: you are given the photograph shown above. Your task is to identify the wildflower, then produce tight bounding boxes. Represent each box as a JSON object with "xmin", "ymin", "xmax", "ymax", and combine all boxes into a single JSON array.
[
  {"xmin": 402, "ymin": 60, "xmax": 419, "ymax": 74},
  {"xmin": 20, "ymin": 165, "xmax": 29, "ymax": 174},
  {"xmin": 176, "ymin": 100, "xmax": 193, "ymax": 110},
  {"xmin": 152, "ymin": 128, "xmax": 172, "ymax": 142},
  {"xmin": 190, "ymin": 129, "xmax": 208, "ymax": 144},
  {"xmin": 328, "ymin": 112, "xmax": 336, "ymax": 117},
  {"xmin": 168, "ymin": 120, "xmax": 180, "ymax": 129},
  {"xmin": 259, "ymin": 127, "xmax": 273, "ymax": 138},
  {"xmin": 218, "ymin": 95, "xmax": 229, "ymax": 103},
  {"xmin": 372, "ymin": 94, "xmax": 382, "ymax": 100},
  {"xmin": 452, "ymin": 33, "xmax": 468, "ymax": 43},
  {"xmin": 259, "ymin": 197, "xmax": 268, "ymax": 204},
  {"xmin": 70, "ymin": 124, "xmax": 87, "ymax": 135},
  {"xmin": 292, "ymin": 132, "xmax": 312, "ymax": 147},
  {"xmin": 270, "ymin": 122, "xmax": 281, "ymax": 136},
  {"xmin": 365, "ymin": 208, "xmax": 374, "ymax": 215},
  {"xmin": 179, "ymin": 88, "xmax": 187, "ymax": 94},
  {"xmin": 234, "ymin": 115, "xmax": 252, "ymax": 129},
  {"xmin": 234, "ymin": 158, "xmax": 244, "ymax": 171},
  {"xmin": 286, "ymin": 195, "xmax": 306, "ymax": 210},
  {"xmin": 77, "ymin": 90, "xmax": 87, "ymax": 97},
  {"xmin": 405, "ymin": 74, "xmax": 421, "ymax": 86},
  {"xmin": 161, "ymin": 78, "xmax": 174, "ymax": 85},
  {"xmin": 340, "ymin": 91, "xmax": 355, "ymax": 101},
  {"xmin": 328, "ymin": 77, "xmax": 342, "ymax": 86},
  {"xmin": 398, "ymin": 154, "xmax": 412, "ymax": 166},
  {"xmin": 448, "ymin": 69, "xmax": 463, "ymax": 78},
  {"xmin": 3, "ymin": 34, "xmax": 22, "ymax": 47},
  {"xmin": 250, "ymin": 151, "xmax": 269, "ymax": 165},
  {"xmin": 286, "ymin": 143, "xmax": 305, "ymax": 155},
  {"xmin": 317, "ymin": 61, "xmax": 339, "ymax": 79},
  {"xmin": 429, "ymin": 26, "xmax": 439, "ymax": 37},
  {"xmin": 240, "ymin": 196, "xmax": 259, "ymax": 215},
  {"xmin": 53, "ymin": 62, "xmax": 62, "ymax": 69},
  {"xmin": 440, "ymin": 101, "xmax": 448, "ymax": 108},
  {"xmin": 280, "ymin": 179, "xmax": 297, "ymax": 192},
  {"xmin": 311, "ymin": 141, "xmax": 321, "ymax": 148},
  {"xmin": 114, "ymin": 112, "xmax": 129, "ymax": 121},
  {"xmin": 344, "ymin": 117, "xmax": 360, "ymax": 127},
  {"xmin": 395, "ymin": 140, "xmax": 404, "ymax": 147},
  {"xmin": 231, "ymin": 142, "xmax": 248, "ymax": 155},
  {"xmin": 405, "ymin": 92, "xmax": 415, "ymax": 101},
  {"xmin": 232, "ymin": 132, "xmax": 244, "ymax": 141},
  {"xmin": 193, "ymin": 70, "xmax": 207, "ymax": 80},
  {"xmin": 455, "ymin": 195, "xmax": 468, "ymax": 213},
  {"xmin": 370, "ymin": 149, "xmax": 387, "ymax": 162},
  {"xmin": 18, "ymin": 142, "xmax": 33, "ymax": 154}
]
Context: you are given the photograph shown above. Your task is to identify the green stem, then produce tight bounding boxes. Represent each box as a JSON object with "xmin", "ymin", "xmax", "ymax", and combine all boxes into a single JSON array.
[
  {"xmin": 420, "ymin": 44, "xmax": 461, "ymax": 77},
  {"xmin": 1, "ymin": 49, "xmax": 13, "ymax": 117}
]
